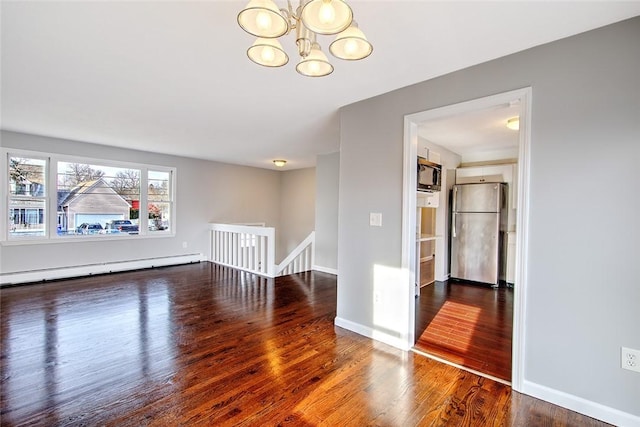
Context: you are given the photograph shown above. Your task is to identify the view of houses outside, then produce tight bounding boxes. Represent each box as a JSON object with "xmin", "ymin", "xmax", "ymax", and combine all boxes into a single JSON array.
[
  {"xmin": 8, "ymin": 157, "xmax": 47, "ymax": 237},
  {"xmin": 56, "ymin": 161, "xmax": 141, "ymax": 235},
  {"xmin": 8, "ymin": 157, "xmax": 172, "ymax": 238}
]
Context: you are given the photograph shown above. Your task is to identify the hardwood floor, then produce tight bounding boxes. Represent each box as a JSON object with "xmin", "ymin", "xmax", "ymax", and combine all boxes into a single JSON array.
[
  {"xmin": 0, "ymin": 263, "xmax": 609, "ymax": 426},
  {"xmin": 415, "ymin": 281, "xmax": 513, "ymax": 382}
]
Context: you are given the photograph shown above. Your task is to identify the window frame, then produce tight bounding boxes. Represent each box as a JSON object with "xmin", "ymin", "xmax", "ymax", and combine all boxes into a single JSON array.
[
  {"xmin": 1, "ymin": 148, "xmax": 177, "ymax": 245},
  {"xmin": 146, "ymin": 169, "xmax": 175, "ymax": 234},
  {"xmin": 5, "ymin": 153, "xmax": 49, "ymax": 241}
]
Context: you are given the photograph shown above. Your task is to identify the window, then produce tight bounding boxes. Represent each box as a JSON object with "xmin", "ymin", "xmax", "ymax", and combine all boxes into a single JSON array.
[
  {"xmin": 147, "ymin": 170, "xmax": 173, "ymax": 233},
  {"xmin": 57, "ymin": 161, "xmax": 141, "ymax": 236},
  {"xmin": 8, "ymin": 156, "xmax": 47, "ymax": 238},
  {"xmin": 3, "ymin": 150, "xmax": 175, "ymax": 242}
]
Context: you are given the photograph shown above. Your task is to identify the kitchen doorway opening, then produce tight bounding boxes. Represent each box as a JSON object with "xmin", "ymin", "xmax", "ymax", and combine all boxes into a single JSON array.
[{"xmin": 401, "ymin": 88, "xmax": 532, "ymax": 392}]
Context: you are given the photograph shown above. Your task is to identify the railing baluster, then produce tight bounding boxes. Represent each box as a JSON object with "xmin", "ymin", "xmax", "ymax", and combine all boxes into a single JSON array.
[
  {"xmin": 240, "ymin": 233, "xmax": 245, "ymax": 269},
  {"xmin": 248, "ymin": 234, "xmax": 253, "ymax": 270},
  {"xmin": 260, "ymin": 236, "xmax": 266, "ymax": 274}
]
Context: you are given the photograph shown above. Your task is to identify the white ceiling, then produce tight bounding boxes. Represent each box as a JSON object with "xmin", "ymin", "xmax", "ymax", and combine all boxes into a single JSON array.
[
  {"xmin": 2, "ymin": 1, "xmax": 639, "ymax": 170},
  {"xmin": 417, "ymin": 102, "xmax": 521, "ymax": 162}
]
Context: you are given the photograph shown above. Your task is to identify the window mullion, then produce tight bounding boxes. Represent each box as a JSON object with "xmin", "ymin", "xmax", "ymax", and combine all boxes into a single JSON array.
[
  {"xmin": 0, "ymin": 151, "xmax": 8, "ymax": 240},
  {"xmin": 140, "ymin": 168, "xmax": 148, "ymax": 236},
  {"xmin": 48, "ymin": 156, "xmax": 56, "ymax": 238}
]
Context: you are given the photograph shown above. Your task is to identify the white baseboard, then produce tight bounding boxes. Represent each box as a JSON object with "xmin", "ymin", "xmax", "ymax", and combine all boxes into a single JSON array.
[
  {"xmin": 522, "ymin": 380, "xmax": 640, "ymax": 427},
  {"xmin": 313, "ymin": 265, "xmax": 338, "ymax": 275},
  {"xmin": 334, "ymin": 316, "xmax": 411, "ymax": 351},
  {"xmin": 0, "ymin": 253, "xmax": 206, "ymax": 286},
  {"xmin": 436, "ymin": 273, "xmax": 450, "ymax": 282}
]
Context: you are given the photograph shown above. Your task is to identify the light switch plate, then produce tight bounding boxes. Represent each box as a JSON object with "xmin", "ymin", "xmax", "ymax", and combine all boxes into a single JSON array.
[{"xmin": 370, "ymin": 212, "xmax": 382, "ymax": 227}]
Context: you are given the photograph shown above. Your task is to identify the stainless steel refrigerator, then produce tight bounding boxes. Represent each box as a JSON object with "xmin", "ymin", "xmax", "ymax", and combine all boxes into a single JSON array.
[{"xmin": 450, "ymin": 183, "xmax": 507, "ymax": 286}]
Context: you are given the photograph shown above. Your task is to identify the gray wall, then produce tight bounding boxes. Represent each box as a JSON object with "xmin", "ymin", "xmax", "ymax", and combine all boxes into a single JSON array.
[
  {"xmin": 314, "ymin": 152, "xmax": 339, "ymax": 271},
  {"xmin": 337, "ymin": 17, "xmax": 640, "ymax": 418},
  {"xmin": 278, "ymin": 167, "xmax": 316, "ymax": 262},
  {"xmin": 0, "ymin": 131, "xmax": 286, "ymax": 273}
]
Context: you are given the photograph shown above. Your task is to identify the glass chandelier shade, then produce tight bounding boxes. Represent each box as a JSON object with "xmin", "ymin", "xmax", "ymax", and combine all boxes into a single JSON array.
[
  {"xmin": 237, "ymin": 0, "xmax": 289, "ymax": 38},
  {"xmin": 300, "ymin": 0, "xmax": 353, "ymax": 35},
  {"xmin": 329, "ymin": 22, "xmax": 373, "ymax": 60},
  {"xmin": 296, "ymin": 43, "xmax": 334, "ymax": 77},
  {"xmin": 247, "ymin": 38, "xmax": 289, "ymax": 67}
]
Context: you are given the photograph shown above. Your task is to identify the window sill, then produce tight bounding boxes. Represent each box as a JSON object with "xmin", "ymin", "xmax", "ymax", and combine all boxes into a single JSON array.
[{"xmin": 0, "ymin": 232, "xmax": 176, "ymax": 246}]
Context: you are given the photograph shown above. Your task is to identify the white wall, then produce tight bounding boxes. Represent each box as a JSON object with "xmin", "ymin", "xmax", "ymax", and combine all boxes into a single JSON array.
[
  {"xmin": 278, "ymin": 167, "xmax": 316, "ymax": 263},
  {"xmin": 314, "ymin": 152, "xmax": 339, "ymax": 272},
  {"xmin": 0, "ymin": 131, "xmax": 283, "ymax": 274},
  {"xmin": 337, "ymin": 17, "xmax": 640, "ymax": 422}
]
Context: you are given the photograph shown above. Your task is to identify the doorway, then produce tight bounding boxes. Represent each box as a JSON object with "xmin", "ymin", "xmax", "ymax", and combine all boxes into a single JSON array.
[{"xmin": 401, "ymin": 88, "xmax": 531, "ymax": 391}]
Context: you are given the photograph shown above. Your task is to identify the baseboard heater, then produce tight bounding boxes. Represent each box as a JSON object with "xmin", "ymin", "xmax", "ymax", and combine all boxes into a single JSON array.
[{"xmin": 0, "ymin": 253, "xmax": 205, "ymax": 286}]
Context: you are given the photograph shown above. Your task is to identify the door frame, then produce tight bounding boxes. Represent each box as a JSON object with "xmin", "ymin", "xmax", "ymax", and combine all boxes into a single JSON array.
[{"xmin": 401, "ymin": 87, "xmax": 532, "ymax": 391}]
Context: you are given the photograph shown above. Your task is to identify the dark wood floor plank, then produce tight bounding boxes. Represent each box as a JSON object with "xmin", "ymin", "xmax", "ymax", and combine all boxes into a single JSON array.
[
  {"xmin": 415, "ymin": 281, "xmax": 514, "ymax": 381},
  {"xmin": 1, "ymin": 263, "xmax": 610, "ymax": 426}
]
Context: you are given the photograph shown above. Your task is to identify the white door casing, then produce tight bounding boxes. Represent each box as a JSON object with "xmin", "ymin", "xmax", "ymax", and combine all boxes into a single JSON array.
[{"xmin": 402, "ymin": 87, "xmax": 532, "ymax": 391}]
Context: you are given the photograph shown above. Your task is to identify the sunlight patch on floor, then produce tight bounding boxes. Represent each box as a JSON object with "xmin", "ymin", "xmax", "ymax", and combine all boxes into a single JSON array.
[{"xmin": 421, "ymin": 301, "xmax": 482, "ymax": 353}]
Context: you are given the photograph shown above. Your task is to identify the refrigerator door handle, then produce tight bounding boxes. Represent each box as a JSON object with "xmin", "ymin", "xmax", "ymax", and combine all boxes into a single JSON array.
[
  {"xmin": 453, "ymin": 186, "xmax": 458, "ymax": 213},
  {"xmin": 452, "ymin": 212, "xmax": 457, "ymax": 238},
  {"xmin": 452, "ymin": 186, "xmax": 458, "ymax": 237}
]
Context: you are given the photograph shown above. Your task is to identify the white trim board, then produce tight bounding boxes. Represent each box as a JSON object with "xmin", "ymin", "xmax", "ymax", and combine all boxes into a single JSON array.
[
  {"xmin": 411, "ymin": 347, "xmax": 510, "ymax": 386},
  {"xmin": 0, "ymin": 253, "xmax": 205, "ymax": 286},
  {"xmin": 313, "ymin": 265, "xmax": 338, "ymax": 275},
  {"xmin": 522, "ymin": 381, "xmax": 640, "ymax": 427},
  {"xmin": 334, "ymin": 317, "xmax": 411, "ymax": 351}
]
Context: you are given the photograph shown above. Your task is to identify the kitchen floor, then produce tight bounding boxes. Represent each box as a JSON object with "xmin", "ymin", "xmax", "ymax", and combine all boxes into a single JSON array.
[{"xmin": 414, "ymin": 280, "xmax": 513, "ymax": 382}]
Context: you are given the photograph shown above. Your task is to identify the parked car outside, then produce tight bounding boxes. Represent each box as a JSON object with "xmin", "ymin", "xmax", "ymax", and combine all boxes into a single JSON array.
[
  {"xmin": 76, "ymin": 223, "xmax": 103, "ymax": 234},
  {"xmin": 104, "ymin": 219, "xmax": 139, "ymax": 234}
]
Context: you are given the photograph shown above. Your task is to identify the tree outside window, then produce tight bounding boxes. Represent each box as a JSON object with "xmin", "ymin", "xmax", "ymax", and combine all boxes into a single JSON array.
[{"xmin": 8, "ymin": 157, "xmax": 47, "ymax": 237}]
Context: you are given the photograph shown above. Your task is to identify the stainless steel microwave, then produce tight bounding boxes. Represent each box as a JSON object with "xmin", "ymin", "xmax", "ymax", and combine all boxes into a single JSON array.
[{"xmin": 417, "ymin": 157, "xmax": 442, "ymax": 192}]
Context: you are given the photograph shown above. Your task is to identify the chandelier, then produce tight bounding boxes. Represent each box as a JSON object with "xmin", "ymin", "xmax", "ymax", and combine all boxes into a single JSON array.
[{"xmin": 237, "ymin": 0, "xmax": 373, "ymax": 77}]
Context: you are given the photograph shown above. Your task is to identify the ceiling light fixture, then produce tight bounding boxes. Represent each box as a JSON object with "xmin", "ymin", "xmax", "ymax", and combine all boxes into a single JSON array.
[
  {"xmin": 238, "ymin": 0, "xmax": 373, "ymax": 77},
  {"xmin": 506, "ymin": 117, "xmax": 520, "ymax": 131},
  {"xmin": 273, "ymin": 159, "xmax": 287, "ymax": 167}
]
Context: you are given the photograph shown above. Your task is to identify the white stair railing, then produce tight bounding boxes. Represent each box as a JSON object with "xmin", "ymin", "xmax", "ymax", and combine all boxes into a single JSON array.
[
  {"xmin": 275, "ymin": 231, "xmax": 315, "ymax": 276},
  {"xmin": 209, "ymin": 224, "xmax": 315, "ymax": 278},
  {"xmin": 209, "ymin": 223, "xmax": 275, "ymax": 277}
]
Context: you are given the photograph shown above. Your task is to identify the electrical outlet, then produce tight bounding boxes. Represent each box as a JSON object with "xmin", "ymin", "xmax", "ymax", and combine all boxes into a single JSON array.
[{"xmin": 621, "ymin": 347, "xmax": 640, "ymax": 373}]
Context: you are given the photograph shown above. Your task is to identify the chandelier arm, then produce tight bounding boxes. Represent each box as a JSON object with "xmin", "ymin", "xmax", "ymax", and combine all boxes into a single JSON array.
[
  {"xmin": 280, "ymin": 7, "xmax": 295, "ymax": 35},
  {"xmin": 296, "ymin": 21, "xmax": 315, "ymax": 58}
]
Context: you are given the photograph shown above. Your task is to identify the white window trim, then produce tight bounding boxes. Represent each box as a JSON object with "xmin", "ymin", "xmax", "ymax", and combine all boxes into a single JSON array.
[{"xmin": 1, "ymin": 148, "xmax": 176, "ymax": 245}]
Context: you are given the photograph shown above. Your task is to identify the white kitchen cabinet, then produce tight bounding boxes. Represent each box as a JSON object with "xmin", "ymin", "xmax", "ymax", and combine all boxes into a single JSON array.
[
  {"xmin": 416, "ymin": 140, "xmax": 441, "ymax": 164},
  {"xmin": 455, "ymin": 164, "xmax": 512, "ymax": 184},
  {"xmin": 416, "ymin": 191, "xmax": 439, "ymax": 208}
]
